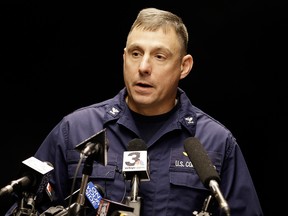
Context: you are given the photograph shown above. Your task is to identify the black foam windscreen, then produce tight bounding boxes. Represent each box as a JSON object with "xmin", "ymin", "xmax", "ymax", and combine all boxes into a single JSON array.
[
  {"xmin": 184, "ymin": 137, "xmax": 220, "ymax": 188},
  {"xmin": 127, "ymin": 138, "xmax": 147, "ymax": 151}
]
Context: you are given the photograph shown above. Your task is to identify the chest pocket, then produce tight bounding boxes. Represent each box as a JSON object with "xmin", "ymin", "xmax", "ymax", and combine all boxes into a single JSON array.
[
  {"xmin": 166, "ymin": 148, "xmax": 223, "ymax": 215},
  {"xmin": 169, "ymin": 148, "xmax": 222, "ymax": 190},
  {"xmin": 91, "ymin": 152, "xmax": 125, "ymax": 200},
  {"xmin": 67, "ymin": 150, "xmax": 120, "ymax": 177}
]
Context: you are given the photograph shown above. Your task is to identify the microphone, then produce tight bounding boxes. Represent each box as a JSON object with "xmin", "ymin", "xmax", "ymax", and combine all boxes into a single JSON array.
[
  {"xmin": 74, "ymin": 128, "xmax": 108, "ymax": 166},
  {"xmin": 96, "ymin": 198, "xmax": 134, "ymax": 216},
  {"xmin": 0, "ymin": 156, "xmax": 54, "ymax": 198},
  {"xmin": 63, "ymin": 181, "xmax": 104, "ymax": 210},
  {"xmin": 71, "ymin": 129, "xmax": 108, "ymax": 214},
  {"xmin": 85, "ymin": 181, "xmax": 103, "ymax": 209},
  {"xmin": 85, "ymin": 182, "xmax": 134, "ymax": 216},
  {"xmin": 123, "ymin": 138, "xmax": 150, "ymax": 197},
  {"xmin": 0, "ymin": 157, "xmax": 54, "ymax": 216},
  {"xmin": 46, "ymin": 182, "xmax": 133, "ymax": 216},
  {"xmin": 122, "ymin": 138, "xmax": 150, "ymax": 216},
  {"xmin": 183, "ymin": 137, "xmax": 230, "ymax": 216},
  {"xmin": 41, "ymin": 182, "xmax": 105, "ymax": 215}
]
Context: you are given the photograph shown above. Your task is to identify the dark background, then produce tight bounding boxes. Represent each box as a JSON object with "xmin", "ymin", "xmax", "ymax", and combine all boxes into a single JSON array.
[{"xmin": 0, "ymin": 1, "xmax": 286, "ymax": 215}]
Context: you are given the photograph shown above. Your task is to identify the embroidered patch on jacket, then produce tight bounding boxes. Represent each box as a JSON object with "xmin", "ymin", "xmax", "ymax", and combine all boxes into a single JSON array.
[
  {"xmin": 184, "ymin": 116, "xmax": 194, "ymax": 125},
  {"xmin": 108, "ymin": 106, "xmax": 120, "ymax": 117}
]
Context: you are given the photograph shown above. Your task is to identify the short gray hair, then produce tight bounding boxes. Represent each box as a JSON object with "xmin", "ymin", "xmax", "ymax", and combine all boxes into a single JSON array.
[{"xmin": 128, "ymin": 8, "xmax": 189, "ymax": 55}]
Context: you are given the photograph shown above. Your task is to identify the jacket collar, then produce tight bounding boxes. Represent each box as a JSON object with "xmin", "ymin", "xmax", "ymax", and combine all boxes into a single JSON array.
[{"xmin": 104, "ymin": 87, "xmax": 197, "ymax": 137}]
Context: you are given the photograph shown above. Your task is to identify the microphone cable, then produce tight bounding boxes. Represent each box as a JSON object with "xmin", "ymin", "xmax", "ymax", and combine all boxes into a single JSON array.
[{"xmin": 66, "ymin": 153, "xmax": 85, "ymax": 215}]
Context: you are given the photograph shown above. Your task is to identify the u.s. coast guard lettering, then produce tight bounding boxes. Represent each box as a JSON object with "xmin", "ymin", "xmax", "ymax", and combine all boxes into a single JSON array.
[
  {"xmin": 170, "ymin": 149, "xmax": 195, "ymax": 170},
  {"xmin": 174, "ymin": 151, "xmax": 194, "ymax": 167},
  {"xmin": 175, "ymin": 159, "xmax": 193, "ymax": 168}
]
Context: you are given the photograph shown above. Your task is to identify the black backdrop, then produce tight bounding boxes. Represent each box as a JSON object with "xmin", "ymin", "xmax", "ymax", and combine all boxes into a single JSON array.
[{"xmin": 0, "ymin": 1, "xmax": 286, "ymax": 215}]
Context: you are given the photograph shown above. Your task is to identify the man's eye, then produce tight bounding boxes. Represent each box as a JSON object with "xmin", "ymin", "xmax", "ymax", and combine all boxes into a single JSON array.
[
  {"xmin": 155, "ymin": 54, "xmax": 166, "ymax": 60},
  {"xmin": 132, "ymin": 51, "xmax": 141, "ymax": 57}
]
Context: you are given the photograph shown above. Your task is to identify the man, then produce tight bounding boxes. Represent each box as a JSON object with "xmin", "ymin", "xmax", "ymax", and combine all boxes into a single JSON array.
[{"xmin": 6, "ymin": 7, "xmax": 263, "ymax": 216}]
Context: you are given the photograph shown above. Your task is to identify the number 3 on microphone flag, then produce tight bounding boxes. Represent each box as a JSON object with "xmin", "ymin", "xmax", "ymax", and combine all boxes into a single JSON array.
[{"xmin": 122, "ymin": 150, "xmax": 150, "ymax": 181}]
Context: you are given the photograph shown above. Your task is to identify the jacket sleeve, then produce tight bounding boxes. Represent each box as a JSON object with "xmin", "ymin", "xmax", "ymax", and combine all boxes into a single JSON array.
[
  {"xmin": 34, "ymin": 119, "xmax": 71, "ymax": 213},
  {"xmin": 220, "ymin": 134, "xmax": 263, "ymax": 215}
]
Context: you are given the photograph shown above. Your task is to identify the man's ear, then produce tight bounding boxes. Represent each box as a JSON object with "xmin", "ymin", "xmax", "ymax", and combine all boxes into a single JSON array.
[{"xmin": 180, "ymin": 54, "xmax": 193, "ymax": 79}]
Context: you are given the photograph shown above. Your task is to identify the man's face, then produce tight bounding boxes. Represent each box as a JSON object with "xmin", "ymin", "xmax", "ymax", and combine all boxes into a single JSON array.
[{"xmin": 123, "ymin": 27, "xmax": 184, "ymax": 115}]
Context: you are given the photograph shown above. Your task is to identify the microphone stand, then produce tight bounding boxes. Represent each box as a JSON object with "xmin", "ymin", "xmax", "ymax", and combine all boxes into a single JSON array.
[
  {"xmin": 40, "ymin": 154, "xmax": 97, "ymax": 216},
  {"xmin": 194, "ymin": 193, "xmax": 230, "ymax": 216},
  {"xmin": 13, "ymin": 192, "xmax": 38, "ymax": 216},
  {"xmin": 54, "ymin": 154, "xmax": 94, "ymax": 216},
  {"xmin": 125, "ymin": 174, "xmax": 141, "ymax": 216},
  {"xmin": 41, "ymin": 130, "xmax": 108, "ymax": 216},
  {"xmin": 74, "ymin": 154, "xmax": 94, "ymax": 214},
  {"xmin": 193, "ymin": 195, "xmax": 213, "ymax": 216}
]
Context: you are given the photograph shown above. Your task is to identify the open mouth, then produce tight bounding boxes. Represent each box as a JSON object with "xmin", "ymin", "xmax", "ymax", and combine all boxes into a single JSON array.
[{"xmin": 136, "ymin": 82, "xmax": 152, "ymax": 88}]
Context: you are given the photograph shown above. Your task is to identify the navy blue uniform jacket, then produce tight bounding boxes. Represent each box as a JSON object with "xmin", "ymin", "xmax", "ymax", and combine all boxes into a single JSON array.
[{"xmin": 14, "ymin": 87, "xmax": 262, "ymax": 216}]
